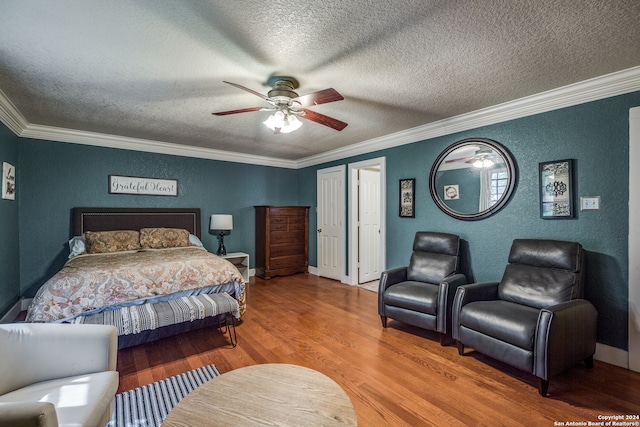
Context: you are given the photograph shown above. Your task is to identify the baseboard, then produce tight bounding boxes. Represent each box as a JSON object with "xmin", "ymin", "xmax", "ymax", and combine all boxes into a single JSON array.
[
  {"xmin": 0, "ymin": 298, "xmax": 31, "ymax": 323},
  {"xmin": 594, "ymin": 342, "xmax": 628, "ymax": 369},
  {"xmin": 0, "ymin": 304, "xmax": 20, "ymax": 323},
  {"xmin": 307, "ymin": 266, "xmax": 351, "ymax": 284}
]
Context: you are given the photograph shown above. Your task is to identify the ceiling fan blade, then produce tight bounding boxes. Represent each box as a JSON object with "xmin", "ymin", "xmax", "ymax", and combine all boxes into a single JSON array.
[
  {"xmin": 212, "ymin": 107, "xmax": 264, "ymax": 116},
  {"xmin": 223, "ymin": 81, "xmax": 270, "ymax": 101},
  {"xmin": 299, "ymin": 109, "xmax": 348, "ymax": 131},
  {"xmin": 293, "ymin": 88, "xmax": 344, "ymax": 107},
  {"xmin": 445, "ymin": 156, "xmax": 475, "ymax": 163}
]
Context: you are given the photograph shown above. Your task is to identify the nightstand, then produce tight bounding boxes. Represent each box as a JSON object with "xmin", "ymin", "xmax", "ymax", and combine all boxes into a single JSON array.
[{"xmin": 221, "ymin": 252, "xmax": 250, "ymax": 283}]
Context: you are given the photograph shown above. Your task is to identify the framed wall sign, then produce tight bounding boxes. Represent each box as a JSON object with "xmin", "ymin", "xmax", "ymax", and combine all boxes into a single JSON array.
[
  {"xmin": 2, "ymin": 162, "xmax": 15, "ymax": 200},
  {"xmin": 109, "ymin": 175, "xmax": 178, "ymax": 196},
  {"xmin": 399, "ymin": 178, "xmax": 415, "ymax": 218},
  {"xmin": 539, "ymin": 159, "xmax": 574, "ymax": 219}
]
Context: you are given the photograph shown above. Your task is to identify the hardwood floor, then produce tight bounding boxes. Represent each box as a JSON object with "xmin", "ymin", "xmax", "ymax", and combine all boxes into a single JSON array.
[{"xmin": 117, "ymin": 274, "xmax": 640, "ymax": 426}]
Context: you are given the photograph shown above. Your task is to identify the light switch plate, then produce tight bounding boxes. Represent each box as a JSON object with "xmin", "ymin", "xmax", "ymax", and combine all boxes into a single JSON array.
[{"xmin": 580, "ymin": 196, "xmax": 601, "ymax": 210}]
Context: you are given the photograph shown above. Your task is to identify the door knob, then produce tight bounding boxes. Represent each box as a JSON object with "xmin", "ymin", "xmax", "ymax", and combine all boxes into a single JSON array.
[{"xmin": 317, "ymin": 228, "xmax": 322, "ymax": 233}]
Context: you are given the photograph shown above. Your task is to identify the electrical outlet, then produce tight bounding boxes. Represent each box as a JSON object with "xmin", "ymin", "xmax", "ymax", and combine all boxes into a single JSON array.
[{"xmin": 580, "ymin": 196, "xmax": 601, "ymax": 211}]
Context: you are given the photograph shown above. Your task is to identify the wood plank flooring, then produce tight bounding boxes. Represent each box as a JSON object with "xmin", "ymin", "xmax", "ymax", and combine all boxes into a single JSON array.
[{"xmin": 117, "ymin": 274, "xmax": 640, "ymax": 426}]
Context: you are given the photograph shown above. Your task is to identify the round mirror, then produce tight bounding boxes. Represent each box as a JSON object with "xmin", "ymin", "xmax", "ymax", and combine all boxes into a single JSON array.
[{"xmin": 429, "ymin": 138, "xmax": 517, "ymax": 220}]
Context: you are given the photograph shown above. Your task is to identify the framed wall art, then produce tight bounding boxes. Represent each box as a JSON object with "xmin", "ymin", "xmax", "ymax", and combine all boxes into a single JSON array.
[
  {"xmin": 443, "ymin": 184, "xmax": 459, "ymax": 200},
  {"xmin": 539, "ymin": 159, "xmax": 574, "ymax": 219},
  {"xmin": 399, "ymin": 178, "xmax": 415, "ymax": 218},
  {"xmin": 2, "ymin": 162, "xmax": 15, "ymax": 200},
  {"xmin": 109, "ymin": 175, "xmax": 178, "ymax": 196}
]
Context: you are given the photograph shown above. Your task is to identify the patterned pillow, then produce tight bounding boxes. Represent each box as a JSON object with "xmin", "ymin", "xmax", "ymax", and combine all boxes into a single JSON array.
[
  {"xmin": 83, "ymin": 230, "xmax": 141, "ymax": 254},
  {"xmin": 140, "ymin": 228, "xmax": 191, "ymax": 249}
]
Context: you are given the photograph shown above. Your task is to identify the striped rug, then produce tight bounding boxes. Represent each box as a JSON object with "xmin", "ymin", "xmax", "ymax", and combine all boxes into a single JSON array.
[{"xmin": 108, "ymin": 364, "xmax": 220, "ymax": 427}]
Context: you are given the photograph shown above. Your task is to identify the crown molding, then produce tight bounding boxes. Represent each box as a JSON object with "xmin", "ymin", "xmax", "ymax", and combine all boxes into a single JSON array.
[
  {"xmin": 0, "ymin": 88, "xmax": 28, "ymax": 135},
  {"xmin": 19, "ymin": 124, "xmax": 298, "ymax": 169},
  {"xmin": 296, "ymin": 66, "xmax": 640, "ymax": 168},
  {"xmin": 2, "ymin": 66, "xmax": 639, "ymax": 169}
]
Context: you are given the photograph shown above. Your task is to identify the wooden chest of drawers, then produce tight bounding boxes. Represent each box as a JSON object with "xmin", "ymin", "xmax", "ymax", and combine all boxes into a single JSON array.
[{"xmin": 254, "ymin": 206, "xmax": 309, "ymax": 279}]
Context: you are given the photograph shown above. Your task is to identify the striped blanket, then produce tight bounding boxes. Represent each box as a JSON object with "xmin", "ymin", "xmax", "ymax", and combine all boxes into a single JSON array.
[{"xmin": 73, "ymin": 293, "xmax": 239, "ymax": 336}]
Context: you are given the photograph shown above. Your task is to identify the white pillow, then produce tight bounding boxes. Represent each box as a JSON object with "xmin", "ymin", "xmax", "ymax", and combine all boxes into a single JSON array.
[
  {"xmin": 189, "ymin": 234, "xmax": 204, "ymax": 247},
  {"xmin": 68, "ymin": 236, "xmax": 86, "ymax": 259}
]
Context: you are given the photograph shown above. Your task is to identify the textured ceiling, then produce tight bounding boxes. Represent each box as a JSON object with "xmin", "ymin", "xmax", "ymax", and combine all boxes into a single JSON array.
[{"xmin": 1, "ymin": 0, "xmax": 640, "ymax": 162}]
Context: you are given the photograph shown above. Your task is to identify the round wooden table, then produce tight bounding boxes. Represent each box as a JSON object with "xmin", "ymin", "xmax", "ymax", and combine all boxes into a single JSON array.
[{"xmin": 162, "ymin": 363, "xmax": 357, "ymax": 426}]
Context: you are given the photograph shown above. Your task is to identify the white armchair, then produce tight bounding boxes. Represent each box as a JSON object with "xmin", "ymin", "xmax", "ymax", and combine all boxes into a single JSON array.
[{"xmin": 0, "ymin": 323, "xmax": 118, "ymax": 427}]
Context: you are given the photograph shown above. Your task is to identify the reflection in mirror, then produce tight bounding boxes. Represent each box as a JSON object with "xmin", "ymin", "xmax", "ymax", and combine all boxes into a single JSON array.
[{"xmin": 429, "ymin": 138, "xmax": 516, "ymax": 220}]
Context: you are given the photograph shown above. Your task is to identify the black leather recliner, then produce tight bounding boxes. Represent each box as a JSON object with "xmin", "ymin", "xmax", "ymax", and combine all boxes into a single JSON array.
[
  {"xmin": 452, "ymin": 239, "xmax": 598, "ymax": 396},
  {"xmin": 378, "ymin": 232, "xmax": 466, "ymax": 345}
]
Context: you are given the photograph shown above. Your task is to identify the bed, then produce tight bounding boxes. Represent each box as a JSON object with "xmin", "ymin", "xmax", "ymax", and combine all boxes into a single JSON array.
[{"xmin": 25, "ymin": 207, "xmax": 246, "ymax": 348}]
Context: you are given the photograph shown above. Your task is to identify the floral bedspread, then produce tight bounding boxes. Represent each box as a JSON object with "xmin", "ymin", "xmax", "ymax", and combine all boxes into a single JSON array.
[{"xmin": 26, "ymin": 247, "xmax": 244, "ymax": 322}]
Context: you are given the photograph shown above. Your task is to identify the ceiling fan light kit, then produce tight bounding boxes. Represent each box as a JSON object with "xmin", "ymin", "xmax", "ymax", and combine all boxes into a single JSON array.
[
  {"xmin": 263, "ymin": 109, "xmax": 302, "ymax": 134},
  {"xmin": 473, "ymin": 158, "xmax": 495, "ymax": 168},
  {"xmin": 213, "ymin": 76, "xmax": 347, "ymax": 134}
]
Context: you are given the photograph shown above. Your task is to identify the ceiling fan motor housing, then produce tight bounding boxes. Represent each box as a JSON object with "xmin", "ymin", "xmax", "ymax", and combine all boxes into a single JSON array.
[{"xmin": 267, "ymin": 77, "xmax": 299, "ymax": 100}]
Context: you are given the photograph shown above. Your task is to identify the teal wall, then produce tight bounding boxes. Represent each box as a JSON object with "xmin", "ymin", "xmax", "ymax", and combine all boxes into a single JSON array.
[
  {"xmin": 0, "ymin": 124, "xmax": 19, "ymax": 316},
  {"xmin": 17, "ymin": 139, "xmax": 298, "ymax": 297},
  {"xmin": 1, "ymin": 90, "xmax": 638, "ymax": 351},
  {"xmin": 299, "ymin": 91, "xmax": 640, "ymax": 351}
]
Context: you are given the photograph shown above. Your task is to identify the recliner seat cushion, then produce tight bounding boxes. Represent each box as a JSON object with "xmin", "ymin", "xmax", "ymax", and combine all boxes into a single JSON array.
[
  {"xmin": 459, "ymin": 300, "xmax": 540, "ymax": 350},
  {"xmin": 383, "ymin": 281, "xmax": 439, "ymax": 315}
]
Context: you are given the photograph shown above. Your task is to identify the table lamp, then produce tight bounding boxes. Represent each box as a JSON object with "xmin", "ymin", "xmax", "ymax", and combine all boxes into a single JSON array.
[{"xmin": 209, "ymin": 214, "xmax": 233, "ymax": 256}]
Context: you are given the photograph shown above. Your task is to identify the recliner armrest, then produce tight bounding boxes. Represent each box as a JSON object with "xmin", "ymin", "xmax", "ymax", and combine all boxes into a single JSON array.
[
  {"xmin": 453, "ymin": 281, "xmax": 500, "ymax": 305},
  {"xmin": 436, "ymin": 273, "xmax": 467, "ymax": 334},
  {"xmin": 442, "ymin": 273, "xmax": 467, "ymax": 287},
  {"xmin": 378, "ymin": 266, "xmax": 408, "ymax": 293},
  {"xmin": 535, "ymin": 299, "xmax": 598, "ymax": 379},
  {"xmin": 378, "ymin": 266, "xmax": 408, "ymax": 316},
  {"xmin": 0, "ymin": 401, "xmax": 58, "ymax": 427},
  {"xmin": 451, "ymin": 281, "xmax": 499, "ymax": 340}
]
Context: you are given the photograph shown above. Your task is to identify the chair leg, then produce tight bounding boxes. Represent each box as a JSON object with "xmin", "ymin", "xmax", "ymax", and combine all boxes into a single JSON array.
[
  {"xmin": 537, "ymin": 378, "xmax": 549, "ymax": 397},
  {"xmin": 585, "ymin": 355, "xmax": 594, "ymax": 369},
  {"xmin": 439, "ymin": 333, "xmax": 454, "ymax": 346},
  {"xmin": 380, "ymin": 316, "xmax": 387, "ymax": 328},
  {"xmin": 457, "ymin": 341, "xmax": 465, "ymax": 355}
]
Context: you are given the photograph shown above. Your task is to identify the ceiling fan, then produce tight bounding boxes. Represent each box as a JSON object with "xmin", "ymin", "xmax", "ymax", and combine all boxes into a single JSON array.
[
  {"xmin": 212, "ymin": 76, "xmax": 347, "ymax": 134},
  {"xmin": 445, "ymin": 146, "xmax": 500, "ymax": 168}
]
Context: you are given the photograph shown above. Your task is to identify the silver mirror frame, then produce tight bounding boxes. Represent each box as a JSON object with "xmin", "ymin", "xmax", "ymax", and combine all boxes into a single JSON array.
[{"xmin": 429, "ymin": 138, "xmax": 517, "ymax": 220}]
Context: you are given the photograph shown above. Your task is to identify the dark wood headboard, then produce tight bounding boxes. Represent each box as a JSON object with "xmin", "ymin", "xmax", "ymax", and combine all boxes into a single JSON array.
[{"xmin": 72, "ymin": 207, "xmax": 201, "ymax": 238}]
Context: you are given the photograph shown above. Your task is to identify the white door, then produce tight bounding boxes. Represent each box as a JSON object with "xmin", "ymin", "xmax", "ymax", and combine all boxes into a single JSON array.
[
  {"xmin": 629, "ymin": 106, "xmax": 640, "ymax": 372},
  {"xmin": 348, "ymin": 157, "xmax": 386, "ymax": 286},
  {"xmin": 358, "ymin": 169, "xmax": 381, "ymax": 283},
  {"xmin": 317, "ymin": 166, "xmax": 345, "ymax": 281}
]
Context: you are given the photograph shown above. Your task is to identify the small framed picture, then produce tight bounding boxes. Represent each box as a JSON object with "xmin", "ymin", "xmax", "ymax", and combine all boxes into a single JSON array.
[
  {"xmin": 539, "ymin": 159, "xmax": 574, "ymax": 219},
  {"xmin": 399, "ymin": 178, "xmax": 415, "ymax": 218},
  {"xmin": 443, "ymin": 184, "xmax": 459, "ymax": 200},
  {"xmin": 2, "ymin": 162, "xmax": 15, "ymax": 200}
]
